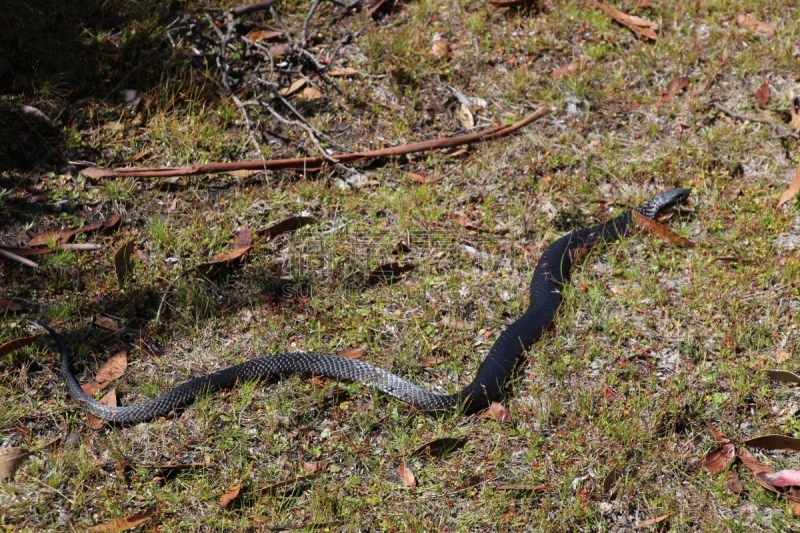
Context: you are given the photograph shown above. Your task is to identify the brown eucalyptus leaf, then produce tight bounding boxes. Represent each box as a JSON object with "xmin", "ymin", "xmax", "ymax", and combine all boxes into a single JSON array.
[
  {"xmin": 735, "ymin": 13, "xmax": 775, "ymax": 37},
  {"xmin": 596, "ymin": 2, "xmax": 657, "ymax": 40},
  {"xmin": 0, "ymin": 333, "xmax": 42, "ymax": 357},
  {"xmin": 754, "ymin": 82, "xmax": 770, "ymax": 108},
  {"xmin": 633, "ymin": 211, "xmax": 696, "ymax": 247},
  {"xmin": 259, "ymin": 216, "xmax": 317, "ymax": 239},
  {"xmin": 398, "ymin": 463, "xmax": 416, "ymax": 487},
  {"xmin": 744, "ymin": 434, "xmax": 800, "ymax": 452},
  {"xmin": 86, "ymin": 506, "xmax": 160, "ymax": 533},
  {"xmin": 411, "ymin": 437, "xmax": 468, "ymax": 458},
  {"xmin": 114, "ymin": 240, "xmax": 135, "ymax": 287},
  {"xmin": 777, "ymin": 160, "xmax": 800, "ymax": 208},
  {"xmin": 220, "ymin": 484, "xmax": 241, "ymax": 508},
  {"xmin": 86, "ymin": 390, "xmax": 117, "ymax": 430},
  {"xmin": 0, "ymin": 447, "xmax": 31, "ymax": 481}
]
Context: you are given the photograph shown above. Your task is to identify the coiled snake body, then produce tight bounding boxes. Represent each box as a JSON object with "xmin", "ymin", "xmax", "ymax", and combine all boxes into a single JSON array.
[{"xmin": 41, "ymin": 188, "xmax": 690, "ymax": 424}]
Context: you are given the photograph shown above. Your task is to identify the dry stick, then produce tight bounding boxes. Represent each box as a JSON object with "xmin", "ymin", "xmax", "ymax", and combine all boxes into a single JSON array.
[
  {"xmin": 81, "ymin": 107, "xmax": 551, "ymax": 179},
  {"xmin": 231, "ymin": 94, "xmax": 265, "ymax": 158},
  {"xmin": 0, "ymin": 248, "xmax": 38, "ymax": 268},
  {"xmin": 712, "ymin": 102, "xmax": 799, "ymax": 140},
  {"xmin": 228, "ymin": 0, "xmax": 278, "ymax": 18}
]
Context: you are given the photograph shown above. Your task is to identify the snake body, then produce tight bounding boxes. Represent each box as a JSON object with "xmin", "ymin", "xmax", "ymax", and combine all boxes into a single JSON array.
[{"xmin": 41, "ymin": 188, "xmax": 690, "ymax": 424}]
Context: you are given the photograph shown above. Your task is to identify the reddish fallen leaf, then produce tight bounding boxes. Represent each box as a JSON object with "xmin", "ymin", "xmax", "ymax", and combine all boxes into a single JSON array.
[
  {"xmin": 738, "ymin": 447, "xmax": 778, "ymax": 493},
  {"xmin": 476, "ymin": 402, "xmax": 511, "ymax": 423},
  {"xmin": 310, "ymin": 376, "xmax": 326, "ymax": 387},
  {"xmin": 754, "ymin": 82, "xmax": 770, "ymax": 108},
  {"xmin": 220, "ymin": 484, "xmax": 242, "ymax": 508},
  {"xmin": 454, "ymin": 475, "xmax": 483, "ymax": 491},
  {"xmin": 455, "ymin": 214, "xmax": 481, "ymax": 232},
  {"xmin": 756, "ymin": 470, "xmax": 800, "ymax": 488},
  {"xmin": 86, "ymin": 506, "xmax": 161, "ymax": 533},
  {"xmin": 777, "ymin": 160, "xmax": 800, "ymax": 208},
  {"xmin": 0, "ymin": 299, "xmax": 22, "ymax": 312},
  {"xmin": 234, "ymin": 227, "xmax": 253, "ymax": 249},
  {"xmin": 0, "ymin": 333, "xmax": 42, "ymax": 357},
  {"xmin": 102, "ymin": 214, "xmax": 122, "ymax": 234},
  {"xmin": 279, "ymin": 79, "xmax": 306, "ymax": 97},
  {"xmin": 699, "ymin": 425, "xmax": 735, "ymax": 473},
  {"xmin": 412, "ymin": 437, "xmax": 468, "ymax": 458},
  {"xmin": 736, "ymin": 13, "xmax": 775, "ymax": 37},
  {"xmin": 28, "ymin": 220, "xmax": 104, "ymax": 247},
  {"xmin": 86, "ymin": 390, "xmax": 117, "ymax": 430},
  {"xmin": 0, "ymin": 447, "xmax": 31, "ymax": 481},
  {"xmin": 398, "ymin": 463, "xmax": 416, "ymax": 487},
  {"xmin": 114, "ymin": 240, "xmax": 135, "ymax": 287},
  {"xmin": 259, "ymin": 216, "xmax": 317, "ymax": 239},
  {"xmin": 444, "ymin": 147, "xmax": 469, "ymax": 158},
  {"xmin": 551, "ymin": 62, "xmax": 578, "ymax": 79},
  {"xmin": 211, "ymin": 244, "xmax": 252, "ymax": 264},
  {"xmin": 419, "ymin": 356, "xmax": 444, "ymax": 367},
  {"xmin": 366, "ymin": 263, "xmax": 415, "ymax": 286},
  {"xmin": 744, "ymin": 434, "xmax": 800, "ymax": 452},
  {"xmin": 336, "ymin": 348, "xmax": 363, "ymax": 359},
  {"xmin": 659, "ymin": 76, "xmax": 689, "ymax": 103},
  {"xmin": 633, "ymin": 211, "xmax": 696, "ymax": 247},
  {"xmin": 726, "ymin": 469, "xmax": 743, "ymax": 495},
  {"xmin": 596, "ymin": 2, "xmax": 658, "ymax": 41},
  {"xmin": 403, "ymin": 171, "xmax": 437, "ymax": 183},
  {"xmin": 634, "ymin": 514, "xmax": 671, "ymax": 530}
]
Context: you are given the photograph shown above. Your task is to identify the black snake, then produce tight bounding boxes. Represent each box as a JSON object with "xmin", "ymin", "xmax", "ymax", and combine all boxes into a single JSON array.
[{"xmin": 40, "ymin": 188, "xmax": 690, "ymax": 424}]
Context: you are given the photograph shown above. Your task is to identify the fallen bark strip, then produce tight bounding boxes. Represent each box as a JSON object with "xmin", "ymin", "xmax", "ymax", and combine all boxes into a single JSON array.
[{"xmin": 81, "ymin": 107, "xmax": 551, "ymax": 179}]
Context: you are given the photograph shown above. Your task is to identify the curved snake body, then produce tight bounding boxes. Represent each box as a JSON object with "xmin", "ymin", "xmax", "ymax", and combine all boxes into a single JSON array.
[{"xmin": 41, "ymin": 188, "xmax": 690, "ymax": 423}]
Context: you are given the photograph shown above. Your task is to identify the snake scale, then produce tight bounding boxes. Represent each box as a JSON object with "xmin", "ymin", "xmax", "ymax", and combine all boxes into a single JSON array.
[{"xmin": 41, "ymin": 188, "xmax": 690, "ymax": 424}]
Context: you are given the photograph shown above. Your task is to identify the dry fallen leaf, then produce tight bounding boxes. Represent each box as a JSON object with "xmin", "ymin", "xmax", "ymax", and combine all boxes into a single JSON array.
[
  {"xmin": 0, "ymin": 298, "xmax": 22, "ymax": 312},
  {"xmin": 476, "ymin": 401, "xmax": 511, "ymax": 423},
  {"xmin": 633, "ymin": 211, "xmax": 697, "ymax": 247},
  {"xmin": 246, "ymin": 29, "xmax": 286, "ymax": 41},
  {"xmin": 754, "ymin": 82, "xmax": 770, "ymax": 108},
  {"xmin": 259, "ymin": 216, "xmax": 317, "ymax": 239},
  {"xmin": 736, "ymin": 13, "xmax": 775, "ymax": 37},
  {"xmin": 86, "ymin": 506, "xmax": 161, "ymax": 533},
  {"xmin": 403, "ymin": 171, "xmax": 437, "ymax": 184},
  {"xmin": 596, "ymin": 2, "xmax": 658, "ymax": 41},
  {"xmin": 366, "ymin": 263, "xmax": 415, "ymax": 286},
  {"xmin": 440, "ymin": 316, "xmax": 475, "ymax": 331},
  {"xmin": 454, "ymin": 475, "xmax": 483, "ymax": 491},
  {"xmin": 301, "ymin": 461, "xmax": 327, "ymax": 474},
  {"xmin": 659, "ymin": 76, "xmax": 689, "ymax": 103},
  {"xmin": 114, "ymin": 240, "xmax": 135, "ymax": 287},
  {"xmin": 738, "ymin": 447, "xmax": 778, "ymax": 493},
  {"xmin": 767, "ymin": 369, "xmax": 800, "ymax": 384},
  {"xmin": 411, "ymin": 437, "xmax": 468, "ymax": 458},
  {"xmin": 430, "ymin": 39, "xmax": 451, "ymax": 60},
  {"xmin": 86, "ymin": 389, "xmax": 117, "ymax": 429},
  {"xmin": 419, "ymin": 356, "xmax": 444, "ymax": 367},
  {"xmin": 757, "ymin": 470, "xmax": 800, "ymax": 488},
  {"xmin": 398, "ymin": 463, "xmax": 417, "ymax": 487},
  {"xmin": 0, "ymin": 447, "xmax": 31, "ymax": 481},
  {"xmin": 328, "ymin": 68, "xmax": 358, "ymax": 78},
  {"xmin": 220, "ymin": 484, "xmax": 242, "ymax": 508},
  {"xmin": 551, "ymin": 62, "xmax": 578, "ymax": 79},
  {"xmin": 634, "ymin": 514, "xmax": 671, "ymax": 530},
  {"xmin": 456, "ymin": 104, "xmax": 474, "ymax": 130},
  {"xmin": 725, "ymin": 469, "xmax": 743, "ymax": 495},
  {"xmin": 300, "ymin": 86, "xmax": 324, "ymax": 100},
  {"xmin": 279, "ymin": 79, "xmax": 307, "ymax": 97},
  {"xmin": 721, "ymin": 185, "xmax": 741, "ymax": 202},
  {"xmin": 777, "ymin": 160, "xmax": 800, "ymax": 208},
  {"xmin": 699, "ymin": 425, "xmax": 735, "ymax": 473},
  {"xmin": 0, "ymin": 333, "xmax": 42, "ymax": 357},
  {"xmin": 336, "ymin": 348, "xmax": 363, "ymax": 359},
  {"xmin": 94, "ymin": 315, "xmax": 121, "ymax": 332},
  {"xmin": 602, "ymin": 464, "xmax": 622, "ymax": 495},
  {"xmin": 744, "ymin": 434, "xmax": 800, "ymax": 452},
  {"xmin": 495, "ymin": 483, "xmax": 547, "ymax": 492},
  {"xmin": 93, "ymin": 351, "xmax": 128, "ymax": 384}
]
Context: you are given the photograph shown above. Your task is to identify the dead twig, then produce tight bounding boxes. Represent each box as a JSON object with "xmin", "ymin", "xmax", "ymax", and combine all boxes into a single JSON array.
[
  {"xmin": 712, "ymin": 102, "xmax": 799, "ymax": 140},
  {"xmin": 80, "ymin": 107, "xmax": 552, "ymax": 179},
  {"xmin": 0, "ymin": 248, "xmax": 39, "ymax": 268},
  {"xmin": 228, "ymin": 0, "xmax": 278, "ymax": 18}
]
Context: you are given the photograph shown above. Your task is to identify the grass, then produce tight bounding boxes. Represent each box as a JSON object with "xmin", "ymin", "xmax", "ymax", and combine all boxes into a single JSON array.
[{"xmin": 2, "ymin": 0, "xmax": 800, "ymax": 531}]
